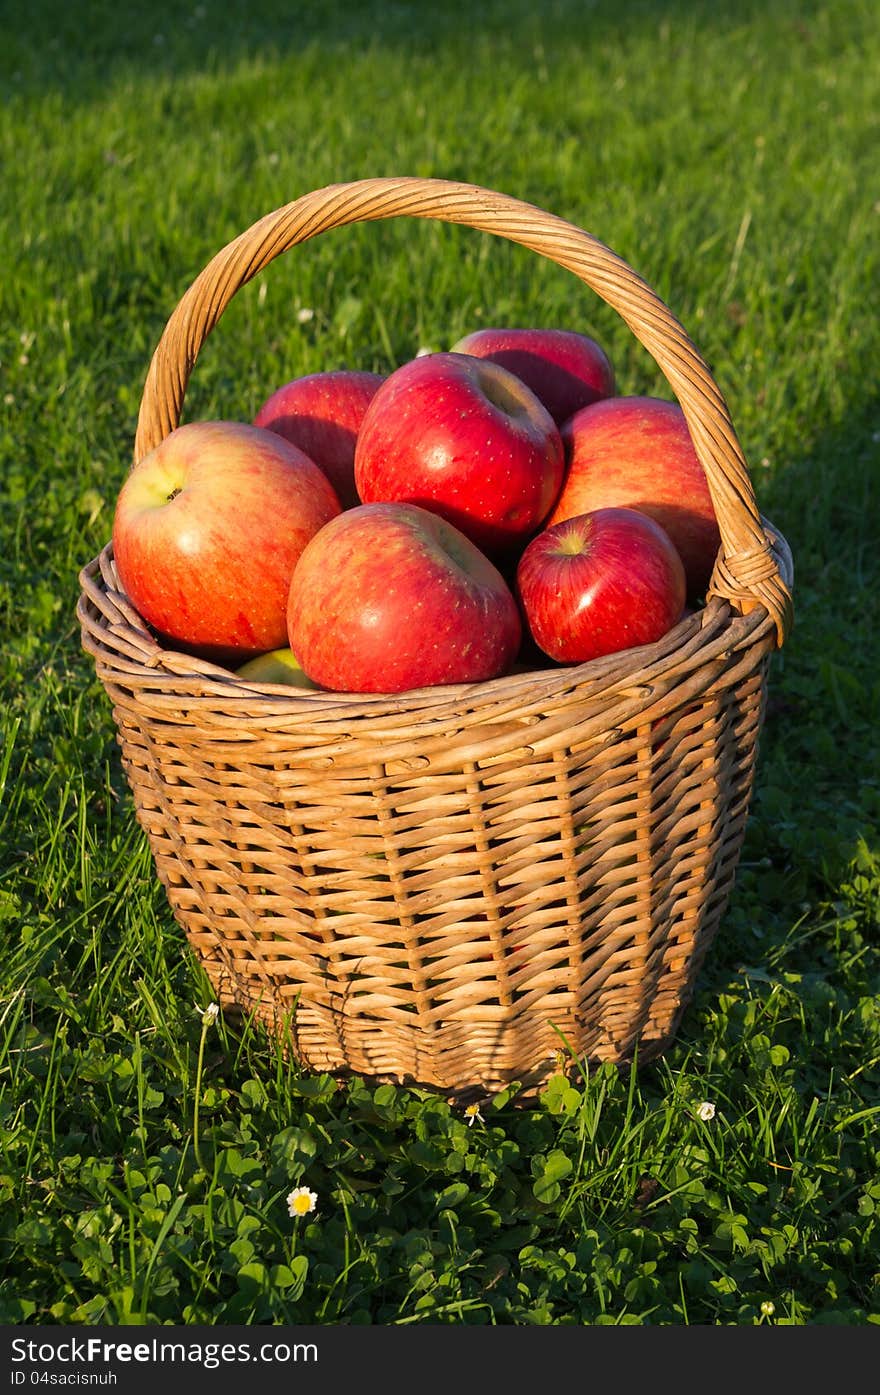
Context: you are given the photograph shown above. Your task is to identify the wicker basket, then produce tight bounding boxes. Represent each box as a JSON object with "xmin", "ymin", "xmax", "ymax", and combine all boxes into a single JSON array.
[{"xmin": 77, "ymin": 178, "xmax": 794, "ymax": 1098}]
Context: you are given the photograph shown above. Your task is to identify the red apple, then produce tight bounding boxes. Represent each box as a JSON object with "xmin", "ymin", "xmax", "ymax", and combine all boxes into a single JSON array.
[
  {"xmin": 549, "ymin": 396, "xmax": 721, "ymax": 600},
  {"xmin": 287, "ymin": 502, "xmax": 522, "ymax": 693},
  {"xmin": 353, "ymin": 351, "xmax": 565, "ymax": 559},
  {"xmin": 254, "ymin": 368, "xmax": 384, "ymax": 509},
  {"xmin": 449, "ymin": 326, "xmax": 615, "ymax": 426},
  {"xmin": 516, "ymin": 507, "xmax": 686, "ymax": 665},
  {"xmin": 112, "ymin": 420, "xmax": 341, "ymax": 662}
]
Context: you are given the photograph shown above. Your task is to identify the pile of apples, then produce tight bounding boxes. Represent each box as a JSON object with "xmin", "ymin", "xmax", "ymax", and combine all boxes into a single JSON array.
[{"xmin": 111, "ymin": 326, "xmax": 721, "ymax": 694}]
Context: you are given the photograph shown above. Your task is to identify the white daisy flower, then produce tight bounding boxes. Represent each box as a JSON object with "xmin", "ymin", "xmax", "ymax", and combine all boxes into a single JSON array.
[{"xmin": 287, "ymin": 1185, "xmax": 318, "ymax": 1218}]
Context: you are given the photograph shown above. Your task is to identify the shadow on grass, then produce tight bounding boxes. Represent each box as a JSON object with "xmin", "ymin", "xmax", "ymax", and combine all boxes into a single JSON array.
[
  {"xmin": 647, "ymin": 403, "xmax": 879, "ymax": 1089},
  {"xmin": 756, "ymin": 398, "xmax": 879, "ymax": 861},
  {"xmin": 677, "ymin": 392, "xmax": 880, "ymax": 1024},
  {"xmin": 4, "ymin": 0, "xmax": 844, "ymax": 96}
]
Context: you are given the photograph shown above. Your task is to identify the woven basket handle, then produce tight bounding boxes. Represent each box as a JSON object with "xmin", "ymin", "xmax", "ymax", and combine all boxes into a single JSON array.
[{"xmin": 133, "ymin": 176, "xmax": 792, "ymax": 644}]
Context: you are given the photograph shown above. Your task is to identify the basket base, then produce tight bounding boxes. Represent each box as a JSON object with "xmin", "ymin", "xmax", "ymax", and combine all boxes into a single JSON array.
[{"xmin": 199, "ymin": 958, "xmax": 691, "ymax": 1102}]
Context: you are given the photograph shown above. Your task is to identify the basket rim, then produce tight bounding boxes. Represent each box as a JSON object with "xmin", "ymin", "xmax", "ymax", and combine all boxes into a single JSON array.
[{"xmin": 77, "ymin": 516, "xmax": 790, "ymax": 734}]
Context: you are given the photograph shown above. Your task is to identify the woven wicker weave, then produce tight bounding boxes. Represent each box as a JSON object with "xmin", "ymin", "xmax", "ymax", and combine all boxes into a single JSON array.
[{"xmin": 77, "ymin": 178, "xmax": 794, "ymax": 1097}]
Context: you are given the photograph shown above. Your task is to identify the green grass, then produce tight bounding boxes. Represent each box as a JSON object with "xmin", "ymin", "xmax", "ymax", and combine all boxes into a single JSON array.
[{"xmin": 1, "ymin": 0, "xmax": 879, "ymax": 1325}]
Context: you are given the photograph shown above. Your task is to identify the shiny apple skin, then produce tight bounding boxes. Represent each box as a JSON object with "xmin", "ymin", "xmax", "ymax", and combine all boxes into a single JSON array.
[
  {"xmin": 450, "ymin": 326, "xmax": 615, "ymax": 425},
  {"xmin": 516, "ymin": 507, "xmax": 686, "ymax": 664},
  {"xmin": 287, "ymin": 501, "xmax": 522, "ymax": 693},
  {"xmin": 112, "ymin": 420, "xmax": 341, "ymax": 663},
  {"xmin": 550, "ymin": 396, "xmax": 720, "ymax": 600},
  {"xmin": 353, "ymin": 352, "xmax": 564, "ymax": 560},
  {"xmin": 254, "ymin": 369, "xmax": 384, "ymax": 510}
]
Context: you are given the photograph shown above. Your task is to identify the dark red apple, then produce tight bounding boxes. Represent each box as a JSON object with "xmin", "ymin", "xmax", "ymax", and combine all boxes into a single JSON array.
[
  {"xmin": 549, "ymin": 396, "xmax": 721, "ymax": 600},
  {"xmin": 287, "ymin": 501, "xmax": 522, "ymax": 693},
  {"xmin": 449, "ymin": 326, "xmax": 615, "ymax": 425},
  {"xmin": 353, "ymin": 351, "xmax": 564, "ymax": 559},
  {"xmin": 254, "ymin": 368, "xmax": 385, "ymax": 509},
  {"xmin": 111, "ymin": 420, "xmax": 341, "ymax": 662},
  {"xmin": 516, "ymin": 507, "xmax": 686, "ymax": 665}
]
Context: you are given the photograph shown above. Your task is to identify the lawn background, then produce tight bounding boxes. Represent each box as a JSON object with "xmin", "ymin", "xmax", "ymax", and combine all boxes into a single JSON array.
[{"xmin": 1, "ymin": 0, "xmax": 878, "ymax": 1326}]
